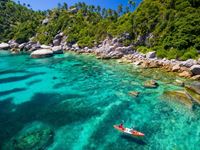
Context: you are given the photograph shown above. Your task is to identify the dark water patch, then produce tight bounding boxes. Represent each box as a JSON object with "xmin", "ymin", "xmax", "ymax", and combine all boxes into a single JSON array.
[
  {"xmin": 0, "ymin": 92, "xmax": 101, "ymax": 149},
  {"xmin": 26, "ymin": 79, "xmax": 42, "ymax": 86},
  {"xmin": 53, "ymin": 82, "xmax": 66, "ymax": 89},
  {"xmin": 0, "ymin": 88, "xmax": 26, "ymax": 97},
  {"xmin": 0, "ymin": 97, "xmax": 15, "ymax": 114},
  {"xmin": 0, "ymin": 70, "xmax": 29, "ymax": 75},
  {"xmin": 0, "ymin": 72, "xmax": 45, "ymax": 84}
]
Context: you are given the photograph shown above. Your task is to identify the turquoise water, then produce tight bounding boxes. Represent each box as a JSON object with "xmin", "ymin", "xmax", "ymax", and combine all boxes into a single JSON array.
[{"xmin": 0, "ymin": 50, "xmax": 199, "ymax": 150}]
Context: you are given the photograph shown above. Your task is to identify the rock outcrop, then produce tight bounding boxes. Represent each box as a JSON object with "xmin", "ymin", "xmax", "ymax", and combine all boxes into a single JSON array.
[
  {"xmin": 52, "ymin": 46, "xmax": 63, "ymax": 54},
  {"xmin": 30, "ymin": 49, "xmax": 53, "ymax": 58},
  {"xmin": 190, "ymin": 65, "xmax": 200, "ymax": 75},
  {"xmin": 0, "ymin": 43, "xmax": 10, "ymax": 50},
  {"xmin": 146, "ymin": 51, "xmax": 156, "ymax": 59}
]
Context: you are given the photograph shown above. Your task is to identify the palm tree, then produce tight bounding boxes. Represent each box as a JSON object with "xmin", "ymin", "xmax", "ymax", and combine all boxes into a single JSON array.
[
  {"xmin": 97, "ymin": 5, "xmax": 101, "ymax": 13},
  {"xmin": 102, "ymin": 8, "xmax": 106, "ymax": 18},
  {"xmin": 117, "ymin": 4, "xmax": 123, "ymax": 16},
  {"xmin": 125, "ymin": 6, "xmax": 130, "ymax": 13},
  {"xmin": 63, "ymin": 2, "xmax": 68, "ymax": 10},
  {"xmin": 128, "ymin": 0, "xmax": 136, "ymax": 12}
]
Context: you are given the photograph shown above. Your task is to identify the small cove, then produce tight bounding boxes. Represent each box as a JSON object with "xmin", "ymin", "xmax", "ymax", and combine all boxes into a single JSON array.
[{"xmin": 0, "ymin": 51, "xmax": 199, "ymax": 150}]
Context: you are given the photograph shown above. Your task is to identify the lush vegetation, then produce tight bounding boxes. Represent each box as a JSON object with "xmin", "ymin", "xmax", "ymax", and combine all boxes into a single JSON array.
[
  {"xmin": 0, "ymin": 0, "xmax": 44, "ymax": 43},
  {"xmin": 0, "ymin": 0, "xmax": 200, "ymax": 60}
]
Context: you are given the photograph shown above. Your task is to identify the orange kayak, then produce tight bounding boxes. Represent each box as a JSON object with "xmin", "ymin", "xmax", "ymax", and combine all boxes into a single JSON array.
[{"xmin": 114, "ymin": 125, "xmax": 145, "ymax": 137}]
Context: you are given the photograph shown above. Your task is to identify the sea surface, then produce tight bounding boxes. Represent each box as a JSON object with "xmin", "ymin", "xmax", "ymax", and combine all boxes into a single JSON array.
[{"xmin": 0, "ymin": 50, "xmax": 199, "ymax": 150}]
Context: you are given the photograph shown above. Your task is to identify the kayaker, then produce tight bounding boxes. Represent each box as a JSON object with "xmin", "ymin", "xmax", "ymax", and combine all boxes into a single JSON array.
[{"xmin": 119, "ymin": 123, "xmax": 124, "ymax": 129}]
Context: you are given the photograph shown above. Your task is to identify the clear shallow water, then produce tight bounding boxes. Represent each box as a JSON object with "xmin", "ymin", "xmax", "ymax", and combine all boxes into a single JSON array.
[{"xmin": 0, "ymin": 51, "xmax": 199, "ymax": 150}]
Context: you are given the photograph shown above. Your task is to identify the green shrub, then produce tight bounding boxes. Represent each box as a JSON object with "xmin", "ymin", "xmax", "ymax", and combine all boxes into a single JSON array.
[
  {"xmin": 166, "ymin": 48, "xmax": 184, "ymax": 60},
  {"xmin": 180, "ymin": 47, "xmax": 198, "ymax": 60},
  {"xmin": 137, "ymin": 46, "xmax": 152, "ymax": 54}
]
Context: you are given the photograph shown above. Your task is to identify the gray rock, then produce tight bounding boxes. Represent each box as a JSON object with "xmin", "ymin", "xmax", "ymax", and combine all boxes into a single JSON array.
[
  {"xmin": 30, "ymin": 49, "xmax": 53, "ymax": 58},
  {"xmin": 10, "ymin": 42, "xmax": 19, "ymax": 49},
  {"xmin": 146, "ymin": 51, "xmax": 156, "ymax": 59},
  {"xmin": 29, "ymin": 43, "xmax": 41, "ymax": 51},
  {"xmin": 41, "ymin": 45, "xmax": 52, "ymax": 49},
  {"xmin": 190, "ymin": 65, "xmax": 200, "ymax": 75},
  {"xmin": 54, "ymin": 32, "xmax": 64, "ymax": 40},
  {"xmin": 53, "ymin": 39, "xmax": 60, "ymax": 46},
  {"xmin": 18, "ymin": 43, "xmax": 26, "ymax": 49},
  {"xmin": 180, "ymin": 59, "xmax": 197, "ymax": 68},
  {"xmin": 42, "ymin": 18, "xmax": 49, "ymax": 25},
  {"xmin": 0, "ymin": 43, "xmax": 10, "ymax": 50},
  {"xmin": 25, "ymin": 44, "xmax": 32, "ymax": 50},
  {"xmin": 52, "ymin": 46, "xmax": 63, "ymax": 54}
]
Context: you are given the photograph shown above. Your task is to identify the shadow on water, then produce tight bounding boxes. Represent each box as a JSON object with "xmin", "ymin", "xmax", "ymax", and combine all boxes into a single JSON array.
[
  {"xmin": 0, "ymin": 88, "xmax": 26, "ymax": 97},
  {"xmin": 0, "ymin": 72, "xmax": 46, "ymax": 84},
  {"xmin": 0, "ymin": 70, "xmax": 29, "ymax": 75},
  {"xmin": 26, "ymin": 79, "xmax": 42, "ymax": 86},
  {"xmin": 120, "ymin": 134, "xmax": 147, "ymax": 145},
  {"xmin": 0, "ymin": 92, "xmax": 101, "ymax": 148}
]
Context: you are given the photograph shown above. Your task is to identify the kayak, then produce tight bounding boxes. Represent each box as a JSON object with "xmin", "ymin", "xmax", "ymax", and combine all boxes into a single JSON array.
[{"xmin": 114, "ymin": 125, "xmax": 145, "ymax": 137}]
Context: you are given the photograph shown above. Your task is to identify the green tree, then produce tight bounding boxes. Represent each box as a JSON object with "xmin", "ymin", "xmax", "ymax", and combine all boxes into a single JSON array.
[{"xmin": 117, "ymin": 4, "xmax": 123, "ymax": 15}]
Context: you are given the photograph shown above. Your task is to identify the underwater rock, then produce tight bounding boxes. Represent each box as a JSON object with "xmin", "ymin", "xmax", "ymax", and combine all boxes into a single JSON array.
[
  {"xmin": 162, "ymin": 90, "xmax": 193, "ymax": 108},
  {"xmin": 129, "ymin": 91, "xmax": 140, "ymax": 97},
  {"xmin": 185, "ymin": 85, "xmax": 200, "ymax": 105},
  {"xmin": 3, "ymin": 121, "xmax": 54, "ymax": 150},
  {"xmin": 144, "ymin": 80, "xmax": 159, "ymax": 88}
]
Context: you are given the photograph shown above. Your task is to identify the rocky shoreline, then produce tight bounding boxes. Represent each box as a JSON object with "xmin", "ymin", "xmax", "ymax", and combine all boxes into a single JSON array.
[
  {"xmin": 1, "ymin": 34, "xmax": 200, "ymax": 107},
  {"xmin": 1, "ymin": 32, "xmax": 200, "ymax": 80}
]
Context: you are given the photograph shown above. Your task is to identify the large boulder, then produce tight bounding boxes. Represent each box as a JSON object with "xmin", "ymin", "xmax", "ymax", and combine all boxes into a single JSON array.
[
  {"xmin": 180, "ymin": 59, "xmax": 197, "ymax": 68},
  {"xmin": 41, "ymin": 45, "xmax": 52, "ymax": 49},
  {"xmin": 190, "ymin": 65, "xmax": 200, "ymax": 75},
  {"xmin": 0, "ymin": 43, "xmax": 10, "ymax": 50},
  {"xmin": 146, "ymin": 51, "xmax": 156, "ymax": 59},
  {"xmin": 52, "ymin": 46, "xmax": 63, "ymax": 54},
  {"xmin": 30, "ymin": 49, "xmax": 53, "ymax": 58}
]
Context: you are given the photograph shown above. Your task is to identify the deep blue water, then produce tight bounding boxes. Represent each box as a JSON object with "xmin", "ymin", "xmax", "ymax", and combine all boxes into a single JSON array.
[{"xmin": 0, "ymin": 50, "xmax": 199, "ymax": 150}]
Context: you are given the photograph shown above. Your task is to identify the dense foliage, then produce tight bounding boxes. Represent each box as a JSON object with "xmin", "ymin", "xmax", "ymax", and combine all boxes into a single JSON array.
[
  {"xmin": 0, "ymin": 0, "xmax": 44, "ymax": 42},
  {"xmin": 0, "ymin": 0, "xmax": 200, "ymax": 60}
]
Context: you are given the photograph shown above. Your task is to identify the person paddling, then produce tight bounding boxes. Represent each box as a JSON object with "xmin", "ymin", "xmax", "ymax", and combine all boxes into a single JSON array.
[{"xmin": 119, "ymin": 123, "xmax": 124, "ymax": 130}]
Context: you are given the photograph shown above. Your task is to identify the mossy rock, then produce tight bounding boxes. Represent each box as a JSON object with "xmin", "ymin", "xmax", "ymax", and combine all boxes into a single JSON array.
[
  {"xmin": 162, "ymin": 90, "xmax": 193, "ymax": 108},
  {"xmin": 144, "ymin": 80, "xmax": 159, "ymax": 88},
  {"xmin": 185, "ymin": 86, "xmax": 200, "ymax": 105},
  {"xmin": 129, "ymin": 91, "xmax": 140, "ymax": 97},
  {"xmin": 3, "ymin": 122, "xmax": 54, "ymax": 150}
]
